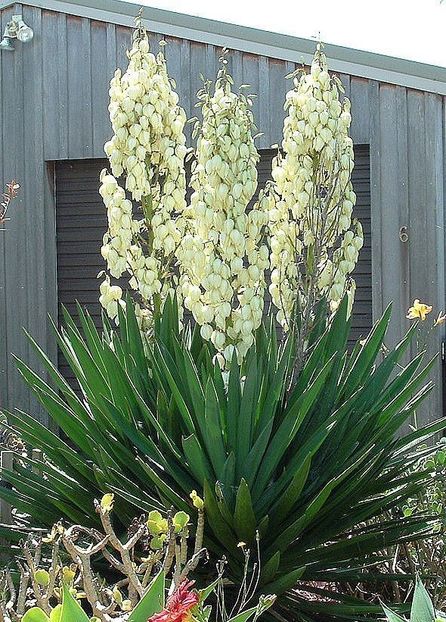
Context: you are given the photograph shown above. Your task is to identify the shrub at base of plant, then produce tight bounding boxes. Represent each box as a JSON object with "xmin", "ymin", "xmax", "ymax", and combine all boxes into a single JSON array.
[
  {"xmin": 2, "ymin": 493, "xmax": 275, "ymax": 622},
  {"xmin": 21, "ymin": 575, "xmax": 274, "ymax": 622}
]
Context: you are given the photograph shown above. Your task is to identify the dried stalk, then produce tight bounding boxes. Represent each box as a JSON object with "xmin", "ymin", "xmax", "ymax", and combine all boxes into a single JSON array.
[{"xmin": 0, "ymin": 181, "xmax": 19, "ymax": 228}]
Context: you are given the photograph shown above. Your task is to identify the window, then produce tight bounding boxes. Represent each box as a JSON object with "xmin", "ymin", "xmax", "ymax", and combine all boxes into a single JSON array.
[{"xmin": 55, "ymin": 146, "xmax": 371, "ymax": 380}]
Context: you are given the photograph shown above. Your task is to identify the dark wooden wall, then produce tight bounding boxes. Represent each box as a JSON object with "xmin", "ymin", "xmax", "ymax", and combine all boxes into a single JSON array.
[{"xmin": 0, "ymin": 2, "xmax": 444, "ymax": 423}]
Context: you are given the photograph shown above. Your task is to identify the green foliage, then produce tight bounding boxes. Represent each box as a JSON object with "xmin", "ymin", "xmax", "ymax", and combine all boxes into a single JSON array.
[
  {"xmin": 2, "ymin": 295, "xmax": 444, "ymax": 621},
  {"xmin": 22, "ymin": 588, "xmax": 87, "ymax": 622},
  {"xmin": 22, "ymin": 609, "xmax": 54, "ymax": 622},
  {"xmin": 404, "ymin": 442, "xmax": 446, "ymax": 519},
  {"xmin": 395, "ymin": 442, "xmax": 446, "ymax": 608},
  {"xmin": 60, "ymin": 584, "xmax": 91, "ymax": 621},
  {"xmin": 2, "ymin": 496, "xmax": 272, "ymax": 622},
  {"xmin": 18, "ymin": 569, "xmax": 271, "ymax": 622},
  {"xmin": 128, "ymin": 571, "xmax": 165, "ymax": 622},
  {"xmin": 20, "ymin": 573, "xmax": 167, "ymax": 622},
  {"xmin": 382, "ymin": 577, "xmax": 446, "ymax": 622}
]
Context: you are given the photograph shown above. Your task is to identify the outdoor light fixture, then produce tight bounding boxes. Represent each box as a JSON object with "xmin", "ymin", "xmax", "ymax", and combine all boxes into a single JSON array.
[{"xmin": 0, "ymin": 15, "xmax": 33, "ymax": 52}]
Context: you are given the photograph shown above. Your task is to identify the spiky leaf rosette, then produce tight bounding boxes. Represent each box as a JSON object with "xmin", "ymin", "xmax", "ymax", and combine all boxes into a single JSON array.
[{"xmin": 3, "ymin": 296, "xmax": 443, "ymax": 621}]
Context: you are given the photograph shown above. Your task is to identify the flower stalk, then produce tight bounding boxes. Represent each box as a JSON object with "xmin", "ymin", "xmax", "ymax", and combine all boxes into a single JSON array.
[
  {"xmin": 99, "ymin": 28, "xmax": 363, "ymax": 367},
  {"xmin": 267, "ymin": 44, "xmax": 362, "ymax": 365}
]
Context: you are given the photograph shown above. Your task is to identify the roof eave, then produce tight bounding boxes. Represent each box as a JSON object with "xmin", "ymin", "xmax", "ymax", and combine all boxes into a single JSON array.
[{"xmin": 2, "ymin": 0, "xmax": 446, "ymax": 95}]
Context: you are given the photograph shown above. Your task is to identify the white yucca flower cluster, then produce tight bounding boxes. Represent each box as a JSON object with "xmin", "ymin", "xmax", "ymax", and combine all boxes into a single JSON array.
[
  {"xmin": 268, "ymin": 44, "xmax": 363, "ymax": 331},
  {"xmin": 99, "ymin": 27, "xmax": 363, "ymax": 363},
  {"xmin": 177, "ymin": 61, "xmax": 269, "ymax": 363},
  {"xmin": 99, "ymin": 27, "xmax": 187, "ymax": 325}
]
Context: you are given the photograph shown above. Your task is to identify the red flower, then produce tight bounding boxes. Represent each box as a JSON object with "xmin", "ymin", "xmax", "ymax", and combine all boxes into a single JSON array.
[{"xmin": 148, "ymin": 580, "xmax": 199, "ymax": 622}]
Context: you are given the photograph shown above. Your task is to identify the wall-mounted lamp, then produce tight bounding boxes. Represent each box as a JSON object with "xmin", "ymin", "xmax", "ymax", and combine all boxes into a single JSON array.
[{"xmin": 0, "ymin": 15, "xmax": 33, "ymax": 52}]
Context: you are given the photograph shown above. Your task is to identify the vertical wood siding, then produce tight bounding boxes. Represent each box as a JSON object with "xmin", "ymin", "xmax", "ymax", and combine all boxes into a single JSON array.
[{"xmin": 0, "ymin": 4, "xmax": 444, "ymax": 423}]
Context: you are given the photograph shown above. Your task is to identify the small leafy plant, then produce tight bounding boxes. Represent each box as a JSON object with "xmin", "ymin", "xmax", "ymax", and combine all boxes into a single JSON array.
[
  {"xmin": 1, "ymin": 494, "xmax": 274, "ymax": 622},
  {"xmin": 20, "ymin": 576, "xmax": 274, "ymax": 622},
  {"xmin": 394, "ymin": 443, "xmax": 446, "ymax": 608}
]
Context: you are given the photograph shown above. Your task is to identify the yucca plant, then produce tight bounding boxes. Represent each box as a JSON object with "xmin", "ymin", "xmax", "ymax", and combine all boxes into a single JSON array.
[{"xmin": 1, "ymin": 295, "xmax": 444, "ymax": 621}]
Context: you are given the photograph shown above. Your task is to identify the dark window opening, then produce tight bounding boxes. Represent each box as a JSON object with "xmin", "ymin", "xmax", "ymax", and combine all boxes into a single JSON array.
[{"xmin": 55, "ymin": 145, "xmax": 371, "ymax": 382}]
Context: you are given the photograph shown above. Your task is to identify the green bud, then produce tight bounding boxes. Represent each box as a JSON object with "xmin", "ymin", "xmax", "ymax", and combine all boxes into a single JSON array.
[
  {"xmin": 173, "ymin": 511, "xmax": 190, "ymax": 533},
  {"xmin": 147, "ymin": 510, "xmax": 168, "ymax": 535},
  {"xmin": 62, "ymin": 566, "xmax": 76, "ymax": 584},
  {"xmin": 122, "ymin": 600, "xmax": 132, "ymax": 611},
  {"xmin": 100, "ymin": 493, "xmax": 115, "ymax": 513},
  {"xmin": 34, "ymin": 569, "xmax": 50, "ymax": 587},
  {"xmin": 190, "ymin": 490, "xmax": 204, "ymax": 510},
  {"xmin": 113, "ymin": 587, "xmax": 123, "ymax": 605}
]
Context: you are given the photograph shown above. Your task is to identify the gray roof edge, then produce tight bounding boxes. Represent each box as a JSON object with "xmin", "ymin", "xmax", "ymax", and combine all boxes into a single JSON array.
[{"xmin": 2, "ymin": 0, "xmax": 446, "ymax": 95}]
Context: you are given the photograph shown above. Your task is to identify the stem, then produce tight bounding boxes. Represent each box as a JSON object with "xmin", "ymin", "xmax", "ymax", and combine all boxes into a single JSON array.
[
  {"xmin": 98, "ymin": 511, "xmax": 144, "ymax": 598},
  {"xmin": 194, "ymin": 508, "xmax": 205, "ymax": 556}
]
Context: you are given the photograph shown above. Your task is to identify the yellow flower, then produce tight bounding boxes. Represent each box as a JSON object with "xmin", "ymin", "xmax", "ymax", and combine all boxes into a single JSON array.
[{"xmin": 406, "ymin": 299, "xmax": 432, "ymax": 321}]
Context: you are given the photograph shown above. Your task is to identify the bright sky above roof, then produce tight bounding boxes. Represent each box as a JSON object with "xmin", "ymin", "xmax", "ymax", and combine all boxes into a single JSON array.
[{"xmin": 122, "ymin": 0, "xmax": 446, "ymax": 68}]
